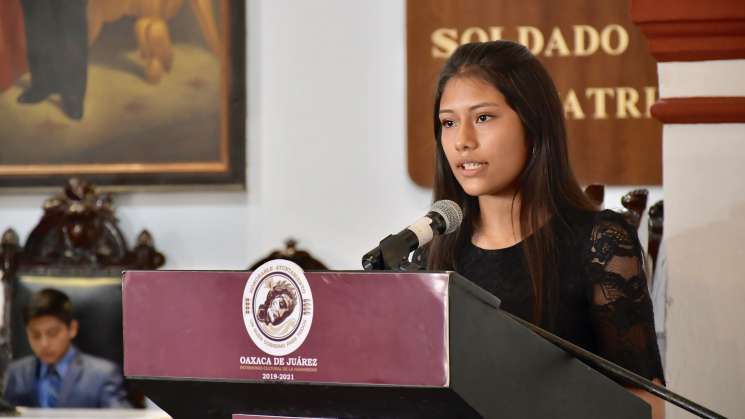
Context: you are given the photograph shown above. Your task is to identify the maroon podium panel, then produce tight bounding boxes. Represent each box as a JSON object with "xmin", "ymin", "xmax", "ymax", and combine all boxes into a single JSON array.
[
  {"xmin": 233, "ymin": 416, "xmax": 329, "ymax": 419},
  {"xmin": 123, "ymin": 271, "xmax": 449, "ymax": 387}
]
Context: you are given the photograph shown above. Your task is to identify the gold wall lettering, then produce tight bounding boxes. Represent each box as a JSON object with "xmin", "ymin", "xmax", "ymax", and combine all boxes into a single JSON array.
[
  {"xmin": 432, "ymin": 25, "xmax": 630, "ymax": 58},
  {"xmin": 407, "ymin": 0, "xmax": 662, "ymax": 186},
  {"xmin": 563, "ymin": 86, "xmax": 657, "ymax": 120}
]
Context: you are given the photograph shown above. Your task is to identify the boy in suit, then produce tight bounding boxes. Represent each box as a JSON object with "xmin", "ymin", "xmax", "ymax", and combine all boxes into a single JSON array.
[{"xmin": 2, "ymin": 288, "xmax": 130, "ymax": 408}]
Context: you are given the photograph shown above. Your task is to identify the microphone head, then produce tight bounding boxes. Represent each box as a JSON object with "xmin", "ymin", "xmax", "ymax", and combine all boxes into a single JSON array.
[{"xmin": 430, "ymin": 200, "xmax": 463, "ymax": 235}]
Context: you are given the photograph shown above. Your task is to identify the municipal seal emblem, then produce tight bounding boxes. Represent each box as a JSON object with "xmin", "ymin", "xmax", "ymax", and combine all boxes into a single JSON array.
[{"xmin": 242, "ymin": 259, "xmax": 314, "ymax": 356}]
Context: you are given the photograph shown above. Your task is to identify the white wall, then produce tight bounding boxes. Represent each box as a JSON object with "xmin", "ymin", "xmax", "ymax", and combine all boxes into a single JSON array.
[
  {"xmin": 0, "ymin": 0, "xmax": 660, "ymax": 272},
  {"xmin": 664, "ymin": 124, "xmax": 745, "ymax": 419},
  {"xmin": 660, "ymin": 60, "xmax": 745, "ymax": 419}
]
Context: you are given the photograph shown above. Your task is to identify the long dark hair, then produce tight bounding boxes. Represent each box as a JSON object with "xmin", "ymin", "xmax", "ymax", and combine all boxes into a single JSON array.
[{"xmin": 426, "ymin": 41, "xmax": 595, "ymax": 325}]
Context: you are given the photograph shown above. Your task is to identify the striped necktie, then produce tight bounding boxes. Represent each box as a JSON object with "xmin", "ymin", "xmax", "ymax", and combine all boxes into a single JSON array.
[{"xmin": 46, "ymin": 365, "xmax": 62, "ymax": 408}]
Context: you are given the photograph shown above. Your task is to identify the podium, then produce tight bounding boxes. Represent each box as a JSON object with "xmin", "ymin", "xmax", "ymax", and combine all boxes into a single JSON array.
[{"xmin": 122, "ymin": 270, "xmax": 650, "ymax": 419}]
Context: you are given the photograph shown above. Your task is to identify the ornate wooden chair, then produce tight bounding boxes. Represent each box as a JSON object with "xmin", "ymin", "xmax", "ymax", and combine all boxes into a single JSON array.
[
  {"xmin": 620, "ymin": 188, "xmax": 649, "ymax": 230},
  {"xmin": 0, "ymin": 178, "xmax": 165, "ymax": 407},
  {"xmin": 647, "ymin": 200, "xmax": 664, "ymax": 276},
  {"xmin": 249, "ymin": 238, "xmax": 328, "ymax": 271},
  {"xmin": 584, "ymin": 184, "xmax": 650, "ymax": 230},
  {"xmin": 584, "ymin": 184, "xmax": 605, "ymax": 208}
]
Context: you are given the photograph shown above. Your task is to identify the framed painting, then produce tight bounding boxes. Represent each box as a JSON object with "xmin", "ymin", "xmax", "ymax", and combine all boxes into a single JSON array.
[{"xmin": 0, "ymin": 0, "xmax": 245, "ymax": 191}]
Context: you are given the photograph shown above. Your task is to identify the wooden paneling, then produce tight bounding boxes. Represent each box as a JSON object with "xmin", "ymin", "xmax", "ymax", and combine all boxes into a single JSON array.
[{"xmin": 407, "ymin": 0, "xmax": 662, "ymax": 187}]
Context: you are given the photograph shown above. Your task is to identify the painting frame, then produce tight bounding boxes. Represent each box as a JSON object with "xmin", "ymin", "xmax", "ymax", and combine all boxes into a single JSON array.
[{"xmin": 0, "ymin": 0, "xmax": 246, "ymax": 192}]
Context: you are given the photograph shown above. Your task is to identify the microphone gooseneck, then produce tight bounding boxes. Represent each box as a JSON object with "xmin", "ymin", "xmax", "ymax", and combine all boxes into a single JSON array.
[{"xmin": 361, "ymin": 200, "xmax": 463, "ymax": 271}]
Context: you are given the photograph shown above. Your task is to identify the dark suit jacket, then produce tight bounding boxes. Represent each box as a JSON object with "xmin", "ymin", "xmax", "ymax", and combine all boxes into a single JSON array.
[{"xmin": 2, "ymin": 351, "xmax": 130, "ymax": 408}]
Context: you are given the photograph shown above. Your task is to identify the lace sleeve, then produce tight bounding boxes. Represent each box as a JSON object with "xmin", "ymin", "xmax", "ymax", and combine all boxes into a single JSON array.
[{"xmin": 585, "ymin": 211, "xmax": 665, "ymax": 385}]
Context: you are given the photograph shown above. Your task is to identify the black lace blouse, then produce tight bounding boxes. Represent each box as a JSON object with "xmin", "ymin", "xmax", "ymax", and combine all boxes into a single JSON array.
[{"xmin": 415, "ymin": 209, "xmax": 664, "ymax": 385}]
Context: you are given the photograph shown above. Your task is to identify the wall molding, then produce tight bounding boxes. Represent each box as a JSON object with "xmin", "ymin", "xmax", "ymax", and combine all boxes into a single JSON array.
[
  {"xmin": 651, "ymin": 97, "xmax": 745, "ymax": 123},
  {"xmin": 631, "ymin": 0, "xmax": 745, "ymax": 62}
]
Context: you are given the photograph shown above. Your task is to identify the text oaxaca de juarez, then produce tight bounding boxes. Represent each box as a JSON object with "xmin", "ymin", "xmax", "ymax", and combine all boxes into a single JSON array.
[
  {"xmin": 121, "ymin": 261, "xmax": 452, "ymax": 386},
  {"xmin": 407, "ymin": 0, "xmax": 661, "ymax": 186}
]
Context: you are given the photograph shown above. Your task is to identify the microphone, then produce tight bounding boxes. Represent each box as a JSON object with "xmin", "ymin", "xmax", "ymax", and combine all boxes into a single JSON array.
[{"xmin": 361, "ymin": 200, "xmax": 463, "ymax": 271}]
